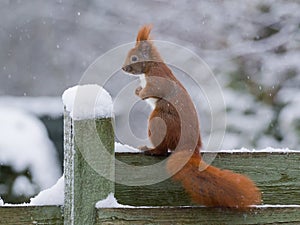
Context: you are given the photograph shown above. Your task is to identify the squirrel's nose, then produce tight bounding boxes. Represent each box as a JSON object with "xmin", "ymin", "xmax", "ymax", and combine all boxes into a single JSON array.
[{"xmin": 122, "ymin": 65, "xmax": 132, "ymax": 73}]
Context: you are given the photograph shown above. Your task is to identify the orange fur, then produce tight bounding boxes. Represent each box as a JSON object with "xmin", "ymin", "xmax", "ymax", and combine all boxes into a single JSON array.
[
  {"xmin": 123, "ymin": 25, "xmax": 262, "ymax": 210},
  {"xmin": 136, "ymin": 24, "xmax": 153, "ymax": 42},
  {"xmin": 167, "ymin": 151, "xmax": 261, "ymax": 209}
]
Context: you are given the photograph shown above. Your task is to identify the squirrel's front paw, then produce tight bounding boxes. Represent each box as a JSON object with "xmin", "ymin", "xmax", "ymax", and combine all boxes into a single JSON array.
[
  {"xmin": 138, "ymin": 145, "xmax": 150, "ymax": 152},
  {"xmin": 135, "ymin": 86, "xmax": 142, "ymax": 96}
]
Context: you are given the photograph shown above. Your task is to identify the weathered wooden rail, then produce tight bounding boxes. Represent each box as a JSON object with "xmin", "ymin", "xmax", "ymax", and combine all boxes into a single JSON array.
[
  {"xmin": 1, "ymin": 204, "xmax": 300, "ymax": 225},
  {"xmin": 0, "ymin": 85, "xmax": 299, "ymax": 225},
  {"xmin": 1, "ymin": 153, "xmax": 300, "ymax": 224}
]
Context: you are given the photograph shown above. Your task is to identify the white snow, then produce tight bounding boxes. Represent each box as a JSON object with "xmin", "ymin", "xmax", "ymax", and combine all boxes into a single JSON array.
[
  {"xmin": 95, "ymin": 193, "xmax": 133, "ymax": 208},
  {"xmin": 0, "ymin": 96, "xmax": 63, "ymax": 118},
  {"xmin": 256, "ymin": 204, "xmax": 300, "ymax": 208},
  {"xmin": 219, "ymin": 89, "xmax": 275, "ymax": 149},
  {"xmin": 62, "ymin": 85, "xmax": 113, "ymax": 120},
  {"xmin": 202, "ymin": 147, "xmax": 299, "ymax": 153},
  {"xmin": 278, "ymin": 92, "xmax": 300, "ymax": 148},
  {"xmin": 115, "ymin": 142, "xmax": 299, "ymax": 153},
  {"xmin": 115, "ymin": 142, "xmax": 140, "ymax": 153},
  {"xmin": 0, "ymin": 176, "xmax": 64, "ymax": 206},
  {"xmin": 12, "ymin": 176, "xmax": 36, "ymax": 197},
  {"xmin": 0, "ymin": 107, "xmax": 61, "ymax": 195},
  {"xmin": 29, "ymin": 176, "xmax": 64, "ymax": 206}
]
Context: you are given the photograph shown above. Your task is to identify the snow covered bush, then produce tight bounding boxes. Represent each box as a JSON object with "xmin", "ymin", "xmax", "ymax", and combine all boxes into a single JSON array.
[
  {"xmin": 180, "ymin": 0, "xmax": 300, "ymax": 150},
  {"xmin": 0, "ymin": 107, "xmax": 61, "ymax": 203}
]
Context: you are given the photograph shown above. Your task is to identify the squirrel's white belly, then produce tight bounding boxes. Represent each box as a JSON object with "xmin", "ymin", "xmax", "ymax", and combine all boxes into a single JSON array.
[
  {"xmin": 140, "ymin": 74, "xmax": 157, "ymax": 109},
  {"xmin": 139, "ymin": 74, "xmax": 147, "ymax": 88},
  {"xmin": 145, "ymin": 98, "xmax": 157, "ymax": 109}
]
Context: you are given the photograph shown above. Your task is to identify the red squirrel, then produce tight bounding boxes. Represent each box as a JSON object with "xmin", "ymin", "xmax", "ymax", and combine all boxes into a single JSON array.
[{"xmin": 122, "ymin": 25, "xmax": 261, "ymax": 209}]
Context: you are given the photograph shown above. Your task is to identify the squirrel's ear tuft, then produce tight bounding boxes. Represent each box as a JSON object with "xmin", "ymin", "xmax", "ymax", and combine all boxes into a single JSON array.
[{"xmin": 136, "ymin": 24, "xmax": 153, "ymax": 42}]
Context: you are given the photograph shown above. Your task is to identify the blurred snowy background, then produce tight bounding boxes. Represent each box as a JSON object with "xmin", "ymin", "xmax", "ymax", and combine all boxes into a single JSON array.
[{"xmin": 0, "ymin": 0, "xmax": 299, "ymax": 203}]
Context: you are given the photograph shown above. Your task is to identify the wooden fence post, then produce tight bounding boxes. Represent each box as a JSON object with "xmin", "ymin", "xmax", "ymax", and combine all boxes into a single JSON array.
[{"xmin": 63, "ymin": 85, "xmax": 114, "ymax": 225}]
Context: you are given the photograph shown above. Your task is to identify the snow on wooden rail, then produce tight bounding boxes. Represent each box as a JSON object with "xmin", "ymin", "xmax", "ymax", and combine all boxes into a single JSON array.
[{"xmin": 0, "ymin": 85, "xmax": 300, "ymax": 225}]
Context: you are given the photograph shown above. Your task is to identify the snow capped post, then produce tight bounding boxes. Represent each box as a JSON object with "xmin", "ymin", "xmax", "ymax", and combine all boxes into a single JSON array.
[{"xmin": 62, "ymin": 85, "xmax": 114, "ymax": 225}]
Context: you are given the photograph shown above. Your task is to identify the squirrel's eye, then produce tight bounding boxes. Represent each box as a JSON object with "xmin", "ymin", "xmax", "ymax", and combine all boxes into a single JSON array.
[{"xmin": 131, "ymin": 55, "xmax": 138, "ymax": 62}]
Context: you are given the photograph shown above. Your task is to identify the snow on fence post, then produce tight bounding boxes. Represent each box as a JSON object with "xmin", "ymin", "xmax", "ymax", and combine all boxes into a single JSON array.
[{"xmin": 62, "ymin": 85, "xmax": 114, "ymax": 225}]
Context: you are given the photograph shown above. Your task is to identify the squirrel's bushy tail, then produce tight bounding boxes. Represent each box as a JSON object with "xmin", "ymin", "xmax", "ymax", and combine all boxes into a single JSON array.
[{"xmin": 166, "ymin": 150, "xmax": 261, "ymax": 209}]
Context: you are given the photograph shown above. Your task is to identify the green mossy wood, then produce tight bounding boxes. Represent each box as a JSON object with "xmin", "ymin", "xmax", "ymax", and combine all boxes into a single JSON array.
[
  {"xmin": 115, "ymin": 152, "xmax": 300, "ymax": 206},
  {"xmin": 63, "ymin": 111, "xmax": 114, "ymax": 225}
]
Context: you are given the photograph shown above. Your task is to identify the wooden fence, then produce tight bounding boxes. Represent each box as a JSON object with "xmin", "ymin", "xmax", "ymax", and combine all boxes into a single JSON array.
[{"xmin": 0, "ymin": 105, "xmax": 300, "ymax": 225}]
